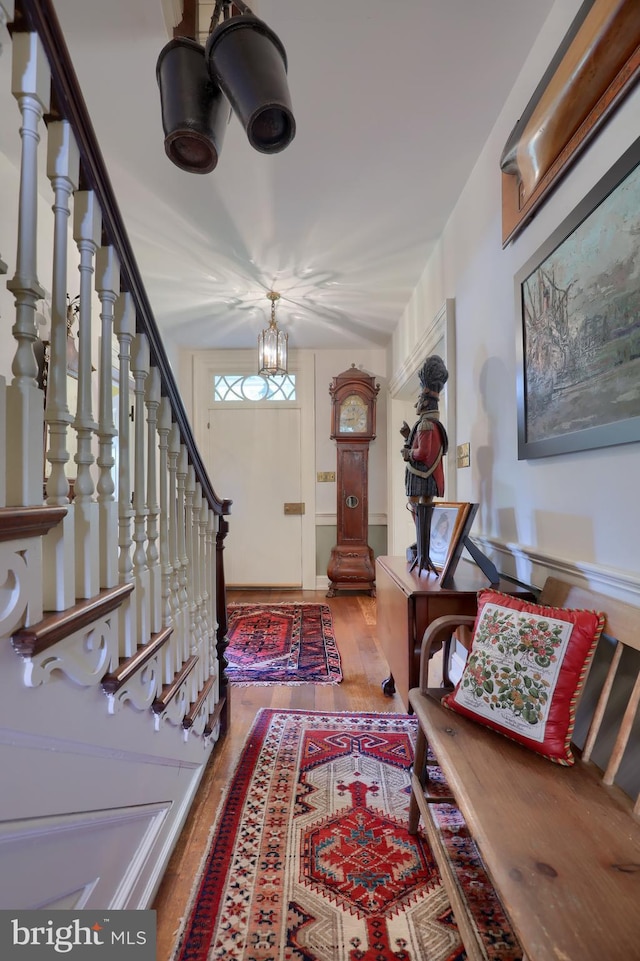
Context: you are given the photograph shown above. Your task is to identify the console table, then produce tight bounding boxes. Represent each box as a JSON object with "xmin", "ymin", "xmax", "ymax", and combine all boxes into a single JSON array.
[{"xmin": 375, "ymin": 555, "xmax": 535, "ymax": 711}]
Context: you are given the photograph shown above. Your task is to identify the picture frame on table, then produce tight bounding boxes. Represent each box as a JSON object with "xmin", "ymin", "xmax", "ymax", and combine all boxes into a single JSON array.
[
  {"xmin": 429, "ymin": 501, "xmax": 479, "ymax": 585},
  {"xmin": 515, "ymin": 135, "xmax": 640, "ymax": 460}
]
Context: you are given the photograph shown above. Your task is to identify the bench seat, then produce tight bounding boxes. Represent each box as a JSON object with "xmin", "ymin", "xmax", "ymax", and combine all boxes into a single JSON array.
[{"xmin": 408, "ymin": 577, "xmax": 640, "ymax": 961}]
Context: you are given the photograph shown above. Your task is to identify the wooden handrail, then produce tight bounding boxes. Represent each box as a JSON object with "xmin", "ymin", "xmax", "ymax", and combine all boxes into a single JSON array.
[
  {"xmin": 204, "ymin": 697, "xmax": 227, "ymax": 736},
  {"xmin": 101, "ymin": 626, "xmax": 173, "ymax": 695},
  {"xmin": 152, "ymin": 654, "xmax": 199, "ymax": 714},
  {"xmin": 183, "ymin": 675, "xmax": 216, "ymax": 729},
  {"xmin": 0, "ymin": 506, "xmax": 66, "ymax": 542},
  {"xmin": 12, "ymin": 583, "xmax": 135, "ymax": 657}
]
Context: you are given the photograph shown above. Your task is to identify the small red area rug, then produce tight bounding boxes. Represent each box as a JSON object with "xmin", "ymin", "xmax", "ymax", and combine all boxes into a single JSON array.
[
  {"xmin": 224, "ymin": 603, "xmax": 342, "ymax": 685},
  {"xmin": 172, "ymin": 710, "xmax": 523, "ymax": 961}
]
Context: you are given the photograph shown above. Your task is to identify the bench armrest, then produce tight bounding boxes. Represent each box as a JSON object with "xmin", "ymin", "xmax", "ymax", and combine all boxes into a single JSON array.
[{"xmin": 418, "ymin": 614, "xmax": 476, "ymax": 691}]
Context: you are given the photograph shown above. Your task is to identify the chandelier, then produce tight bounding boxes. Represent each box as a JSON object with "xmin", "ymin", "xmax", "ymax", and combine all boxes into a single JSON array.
[{"xmin": 258, "ymin": 291, "xmax": 288, "ymax": 376}]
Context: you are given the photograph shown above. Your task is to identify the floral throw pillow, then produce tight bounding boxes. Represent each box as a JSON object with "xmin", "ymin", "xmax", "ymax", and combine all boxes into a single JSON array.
[{"xmin": 442, "ymin": 589, "xmax": 606, "ymax": 765}]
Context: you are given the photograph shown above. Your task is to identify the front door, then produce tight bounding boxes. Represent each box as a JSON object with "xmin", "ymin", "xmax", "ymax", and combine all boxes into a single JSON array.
[{"xmin": 208, "ymin": 405, "xmax": 303, "ymax": 587}]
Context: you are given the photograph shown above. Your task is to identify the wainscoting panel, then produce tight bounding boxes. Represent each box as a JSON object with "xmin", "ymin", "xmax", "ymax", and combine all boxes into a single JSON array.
[{"xmin": 0, "ymin": 802, "xmax": 169, "ymax": 909}]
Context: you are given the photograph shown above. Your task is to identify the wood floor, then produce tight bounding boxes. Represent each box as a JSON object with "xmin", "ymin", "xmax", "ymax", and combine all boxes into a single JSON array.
[{"xmin": 152, "ymin": 588, "xmax": 407, "ymax": 960}]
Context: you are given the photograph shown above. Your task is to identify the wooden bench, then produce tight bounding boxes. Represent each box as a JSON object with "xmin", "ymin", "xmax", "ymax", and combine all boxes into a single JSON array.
[{"xmin": 407, "ymin": 576, "xmax": 640, "ymax": 961}]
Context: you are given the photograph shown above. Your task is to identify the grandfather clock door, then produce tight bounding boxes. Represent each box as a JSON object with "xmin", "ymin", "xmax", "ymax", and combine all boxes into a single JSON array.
[{"xmin": 337, "ymin": 446, "xmax": 369, "ymax": 545}]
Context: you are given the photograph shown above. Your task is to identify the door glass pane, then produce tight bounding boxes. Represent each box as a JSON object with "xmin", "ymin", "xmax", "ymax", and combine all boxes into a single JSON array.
[{"xmin": 214, "ymin": 373, "xmax": 296, "ymax": 402}]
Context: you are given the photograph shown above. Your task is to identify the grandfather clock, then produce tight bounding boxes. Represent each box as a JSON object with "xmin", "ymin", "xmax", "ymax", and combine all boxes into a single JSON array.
[{"xmin": 327, "ymin": 366, "xmax": 379, "ymax": 597}]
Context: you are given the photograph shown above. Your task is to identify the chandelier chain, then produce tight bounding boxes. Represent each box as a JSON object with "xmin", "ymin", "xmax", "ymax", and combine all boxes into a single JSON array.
[
  {"xmin": 209, "ymin": 0, "xmax": 254, "ymax": 35},
  {"xmin": 267, "ymin": 290, "xmax": 281, "ymax": 325}
]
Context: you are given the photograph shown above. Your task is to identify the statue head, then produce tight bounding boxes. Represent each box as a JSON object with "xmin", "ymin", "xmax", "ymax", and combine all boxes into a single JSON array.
[{"xmin": 416, "ymin": 354, "xmax": 448, "ymax": 411}]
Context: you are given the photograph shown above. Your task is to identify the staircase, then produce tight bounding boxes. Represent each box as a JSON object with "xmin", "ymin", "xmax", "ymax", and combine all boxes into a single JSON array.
[{"xmin": 0, "ymin": 0, "xmax": 231, "ymax": 909}]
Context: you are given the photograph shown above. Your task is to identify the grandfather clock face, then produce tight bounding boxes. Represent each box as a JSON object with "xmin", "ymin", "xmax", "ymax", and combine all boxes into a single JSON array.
[{"xmin": 339, "ymin": 393, "xmax": 368, "ymax": 434}]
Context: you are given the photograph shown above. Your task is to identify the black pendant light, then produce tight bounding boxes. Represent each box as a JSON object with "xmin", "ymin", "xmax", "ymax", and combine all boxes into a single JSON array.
[
  {"xmin": 156, "ymin": 36, "xmax": 231, "ymax": 174},
  {"xmin": 157, "ymin": 0, "xmax": 295, "ymax": 173},
  {"xmin": 205, "ymin": 7, "xmax": 295, "ymax": 154}
]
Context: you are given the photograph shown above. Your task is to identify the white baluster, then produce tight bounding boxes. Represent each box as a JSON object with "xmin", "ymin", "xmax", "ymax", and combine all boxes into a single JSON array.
[
  {"xmin": 202, "ymin": 510, "xmax": 211, "ymax": 681},
  {"xmin": 168, "ymin": 421, "xmax": 182, "ymax": 667},
  {"xmin": 198, "ymin": 493, "xmax": 210, "ymax": 686},
  {"xmin": 192, "ymin": 481, "xmax": 204, "ymax": 657},
  {"xmin": 185, "ymin": 465, "xmax": 198, "ymax": 667},
  {"xmin": 114, "ymin": 292, "xmax": 136, "ymax": 657},
  {"xmin": 95, "ymin": 246, "xmax": 120, "ymax": 588},
  {"xmin": 44, "ymin": 121, "xmax": 79, "ymax": 506},
  {"xmin": 131, "ymin": 332, "xmax": 150, "ymax": 645},
  {"xmin": 158, "ymin": 397, "xmax": 175, "ymax": 682},
  {"xmin": 176, "ymin": 444, "xmax": 190, "ymax": 661},
  {"xmin": 207, "ymin": 507, "xmax": 217, "ymax": 682},
  {"xmin": 6, "ymin": 33, "xmax": 49, "ymax": 507},
  {"xmin": 72, "ymin": 190, "xmax": 101, "ymax": 599},
  {"xmin": 41, "ymin": 121, "xmax": 80, "ymax": 610},
  {"xmin": 146, "ymin": 366, "xmax": 162, "ymax": 634}
]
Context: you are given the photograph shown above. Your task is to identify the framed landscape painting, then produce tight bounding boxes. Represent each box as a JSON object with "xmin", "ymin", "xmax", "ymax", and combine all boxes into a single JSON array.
[{"xmin": 515, "ymin": 135, "xmax": 640, "ymax": 459}]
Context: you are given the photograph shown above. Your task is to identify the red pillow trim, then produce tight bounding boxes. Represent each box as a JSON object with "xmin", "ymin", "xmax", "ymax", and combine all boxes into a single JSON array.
[{"xmin": 442, "ymin": 589, "xmax": 606, "ymax": 765}]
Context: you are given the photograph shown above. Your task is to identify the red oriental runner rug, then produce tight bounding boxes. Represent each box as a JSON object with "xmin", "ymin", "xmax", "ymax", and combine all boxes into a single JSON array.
[
  {"xmin": 225, "ymin": 603, "xmax": 342, "ymax": 685},
  {"xmin": 172, "ymin": 710, "xmax": 523, "ymax": 961}
]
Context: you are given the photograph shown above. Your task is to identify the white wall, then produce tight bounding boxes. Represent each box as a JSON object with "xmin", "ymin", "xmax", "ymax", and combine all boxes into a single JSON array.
[{"xmin": 391, "ymin": 0, "xmax": 640, "ymax": 590}]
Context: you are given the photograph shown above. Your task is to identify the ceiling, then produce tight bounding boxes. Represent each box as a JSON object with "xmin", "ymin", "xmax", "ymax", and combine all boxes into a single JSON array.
[{"xmin": 43, "ymin": 1, "xmax": 555, "ymax": 353}]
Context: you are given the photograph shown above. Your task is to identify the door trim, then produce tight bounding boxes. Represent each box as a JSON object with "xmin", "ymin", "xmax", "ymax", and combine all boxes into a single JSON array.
[{"xmin": 189, "ymin": 349, "xmax": 316, "ymax": 590}]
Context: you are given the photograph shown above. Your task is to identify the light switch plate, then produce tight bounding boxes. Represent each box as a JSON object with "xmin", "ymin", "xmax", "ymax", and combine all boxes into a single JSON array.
[{"xmin": 456, "ymin": 443, "xmax": 470, "ymax": 468}]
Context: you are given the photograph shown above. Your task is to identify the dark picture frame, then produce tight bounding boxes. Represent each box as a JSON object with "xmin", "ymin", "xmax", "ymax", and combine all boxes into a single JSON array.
[
  {"xmin": 515, "ymin": 135, "xmax": 640, "ymax": 460},
  {"xmin": 429, "ymin": 502, "xmax": 479, "ymax": 585}
]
